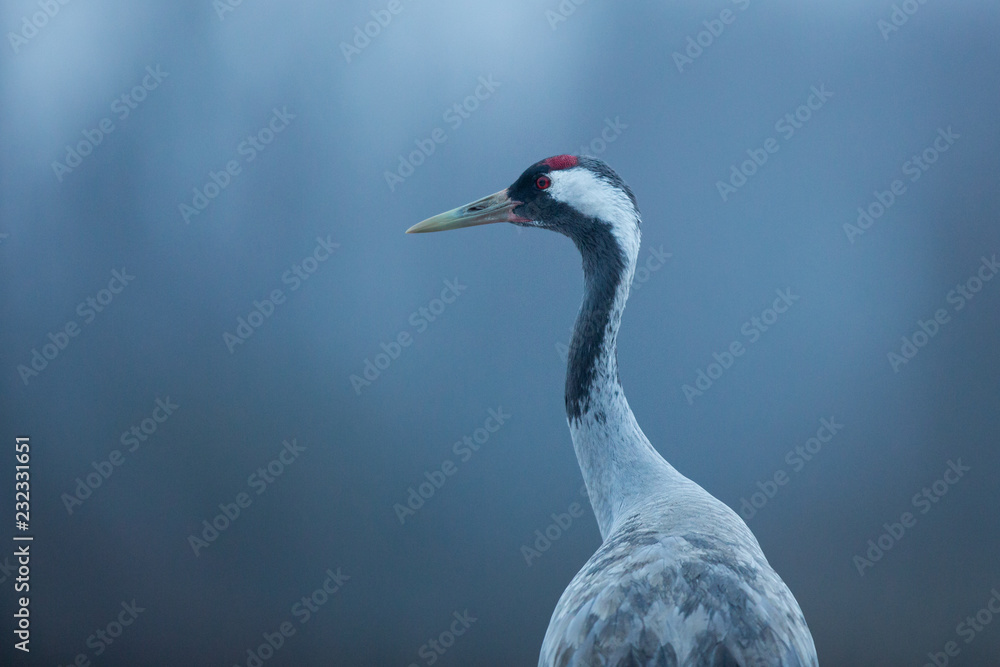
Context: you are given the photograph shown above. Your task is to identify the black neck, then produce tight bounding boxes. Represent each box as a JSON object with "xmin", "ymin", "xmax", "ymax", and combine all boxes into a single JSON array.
[{"xmin": 565, "ymin": 225, "xmax": 627, "ymax": 421}]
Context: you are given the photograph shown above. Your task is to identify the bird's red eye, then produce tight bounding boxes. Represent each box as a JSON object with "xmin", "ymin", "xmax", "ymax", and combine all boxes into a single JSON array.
[{"xmin": 536, "ymin": 175, "xmax": 551, "ymax": 190}]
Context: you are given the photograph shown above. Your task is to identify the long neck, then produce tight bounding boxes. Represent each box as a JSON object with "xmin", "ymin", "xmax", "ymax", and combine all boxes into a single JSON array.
[{"xmin": 565, "ymin": 226, "xmax": 679, "ymax": 540}]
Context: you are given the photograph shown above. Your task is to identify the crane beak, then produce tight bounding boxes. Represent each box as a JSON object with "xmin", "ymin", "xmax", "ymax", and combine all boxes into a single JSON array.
[{"xmin": 406, "ymin": 189, "xmax": 524, "ymax": 233}]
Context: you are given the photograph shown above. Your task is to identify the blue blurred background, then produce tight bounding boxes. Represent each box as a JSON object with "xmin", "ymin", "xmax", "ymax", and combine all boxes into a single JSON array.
[{"xmin": 2, "ymin": 1, "xmax": 999, "ymax": 665}]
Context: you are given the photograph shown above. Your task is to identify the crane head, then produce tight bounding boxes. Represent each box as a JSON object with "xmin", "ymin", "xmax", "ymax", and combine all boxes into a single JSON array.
[{"xmin": 406, "ymin": 155, "xmax": 639, "ymax": 245}]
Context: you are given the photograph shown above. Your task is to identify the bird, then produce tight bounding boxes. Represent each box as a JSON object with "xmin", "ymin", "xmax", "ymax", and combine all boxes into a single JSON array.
[{"xmin": 407, "ymin": 155, "xmax": 818, "ymax": 667}]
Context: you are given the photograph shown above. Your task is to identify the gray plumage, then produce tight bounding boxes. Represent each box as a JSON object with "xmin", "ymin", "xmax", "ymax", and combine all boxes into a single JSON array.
[{"xmin": 539, "ymin": 463, "xmax": 817, "ymax": 666}]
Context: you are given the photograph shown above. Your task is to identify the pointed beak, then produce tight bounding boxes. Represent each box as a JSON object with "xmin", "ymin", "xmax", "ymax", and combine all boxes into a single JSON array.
[{"xmin": 406, "ymin": 189, "xmax": 523, "ymax": 233}]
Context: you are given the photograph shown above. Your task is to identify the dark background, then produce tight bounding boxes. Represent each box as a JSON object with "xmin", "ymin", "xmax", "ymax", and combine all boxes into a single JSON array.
[{"xmin": 2, "ymin": 1, "xmax": 999, "ymax": 665}]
